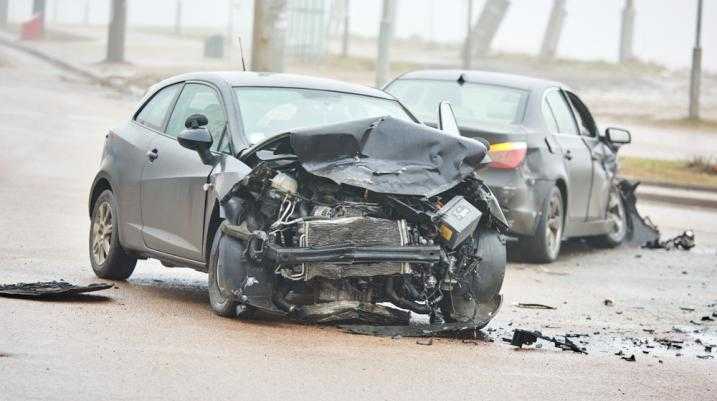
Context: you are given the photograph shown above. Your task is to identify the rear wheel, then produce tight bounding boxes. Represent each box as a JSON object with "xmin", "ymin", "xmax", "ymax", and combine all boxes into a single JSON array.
[
  {"xmin": 89, "ymin": 190, "xmax": 137, "ymax": 280},
  {"xmin": 519, "ymin": 185, "xmax": 563, "ymax": 263},
  {"xmin": 590, "ymin": 185, "xmax": 627, "ymax": 248}
]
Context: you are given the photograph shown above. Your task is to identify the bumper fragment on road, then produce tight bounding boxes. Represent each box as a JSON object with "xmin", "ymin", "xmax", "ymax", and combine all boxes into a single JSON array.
[{"xmin": 0, "ymin": 281, "xmax": 112, "ymax": 299}]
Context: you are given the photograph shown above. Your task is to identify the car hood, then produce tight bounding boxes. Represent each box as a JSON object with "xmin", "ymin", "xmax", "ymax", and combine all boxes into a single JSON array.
[{"xmin": 286, "ymin": 116, "xmax": 488, "ymax": 197}]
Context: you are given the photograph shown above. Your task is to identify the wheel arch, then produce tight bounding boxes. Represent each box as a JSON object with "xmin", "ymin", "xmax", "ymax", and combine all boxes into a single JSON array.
[
  {"xmin": 89, "ymin": 173, "xmax": 114, "ymax": 218},
  {"xmin": 203, "ymin": 199, "xmax": 223, "ymax": 268}
]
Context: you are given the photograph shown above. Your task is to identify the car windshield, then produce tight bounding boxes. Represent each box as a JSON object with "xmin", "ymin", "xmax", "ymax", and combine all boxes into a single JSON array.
[
  {"xmin": 386, "ymin": 79, "xmax": 528, "ymax": 127},
  {"xmin": 234, "ymin": 87, "xmax": 414, "ymax": 144}
]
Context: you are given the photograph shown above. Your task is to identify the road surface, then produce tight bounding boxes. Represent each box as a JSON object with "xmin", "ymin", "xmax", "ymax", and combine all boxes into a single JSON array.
[{"xmin": 0, "ymin": 45, "xmax": 715, "ymax": 401}]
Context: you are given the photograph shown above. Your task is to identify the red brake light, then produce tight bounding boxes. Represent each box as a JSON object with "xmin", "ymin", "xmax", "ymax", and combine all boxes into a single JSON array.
[{"xmin": 488, "ymin": 142, "xmax": 527, "ymax": 169}]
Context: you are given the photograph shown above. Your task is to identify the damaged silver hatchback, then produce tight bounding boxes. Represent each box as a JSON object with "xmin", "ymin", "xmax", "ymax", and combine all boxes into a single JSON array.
[{"xmin": 88, "ymin": 72, "xmax": 508, "ymax": 329}]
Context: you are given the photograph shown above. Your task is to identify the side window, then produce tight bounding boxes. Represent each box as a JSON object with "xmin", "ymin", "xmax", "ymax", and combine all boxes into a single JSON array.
[
  {"xmin": 566, "ymin": 92, "xmax": 598, "ymax": 136},
  {"xmin": 545, "ymin": 90, "xmax": 578, "ymax": 135},
  {"xmin": 135, "ymin": 84, "xmax": 181, "ymax": 131},
  {"xmin": 166, "ymin": 83, "xmax": 228, "ymax": 150},
  {"xmin": 542, "ymin": 99, "xmax": 559, "ymax": 133}
]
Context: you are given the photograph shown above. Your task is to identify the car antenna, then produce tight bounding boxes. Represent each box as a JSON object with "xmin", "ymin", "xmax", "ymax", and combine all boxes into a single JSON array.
[{"xmin": 237, "ymin": 36, "xmax": 247, "ymax": 71}]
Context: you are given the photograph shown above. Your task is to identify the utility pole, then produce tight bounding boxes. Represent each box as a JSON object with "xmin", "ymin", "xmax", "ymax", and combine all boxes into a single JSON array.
[
  {"xmin": 341, "ymin": 0, "xmax": 350, "ymax": 57},
  {"xmin": 251, "ymin": 0, "xmax": 288, "ymax": 72},
  {"xmin": 462, "ymin": 0, "xmax": 473, "ymax": 69},
  {"xmin": 0, "ymin": 0, "xmax": 9, "ymax": 28},
  {"xmin": 467, "ymin": 0, "xmax": 510, "ymax": 58},
  {"xmin": 106, "ymin": 0, "xmax": 127, "ymax": 63},
  {"xmin": 540, "ymin": 0, "xmax": 566, "ymax": 59},
  {"xmin": 375, "ymin": 0, "xmax": 396, "ymax": 88},
  {"xmin": 689, "ymin": 0, "xmax": 703, "ymax": 120},
  {"xmin": 174, "ymin": 0, "xmax": 182, "ymax": 36},
  {"xmin": 619, "ymin": 0, "xmax": 635, "ymax": 63}
]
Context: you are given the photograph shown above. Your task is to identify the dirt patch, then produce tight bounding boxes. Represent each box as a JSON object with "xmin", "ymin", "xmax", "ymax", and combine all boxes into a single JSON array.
[{"xmin": 620, "ymin": 156, "xmax": 717, "ymax": 190}]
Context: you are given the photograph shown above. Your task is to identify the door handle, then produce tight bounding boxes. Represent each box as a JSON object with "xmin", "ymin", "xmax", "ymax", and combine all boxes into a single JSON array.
[
  {"xmin": 147, "ymin": 148, "xmax": 159, "ymax": 162},
  {"xmin": 564, "ymin": 150, "xmax": 573, "ymax": 161}
]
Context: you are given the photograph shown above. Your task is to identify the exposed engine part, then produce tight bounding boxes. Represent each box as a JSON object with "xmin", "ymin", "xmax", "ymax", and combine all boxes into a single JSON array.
[{"xmin": 271, "ymin": 172, "xmax": 298, "ymax": 195}]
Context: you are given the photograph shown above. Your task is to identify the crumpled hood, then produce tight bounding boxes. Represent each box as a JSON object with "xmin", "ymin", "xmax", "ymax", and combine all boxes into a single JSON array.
[{"xmin": 289, "ymin": 116, "xmax": 488, "ymax": 197}]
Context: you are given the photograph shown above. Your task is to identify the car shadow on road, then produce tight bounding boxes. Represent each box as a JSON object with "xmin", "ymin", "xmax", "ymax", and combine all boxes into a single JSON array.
[{"xmin": 507, "ymin": 239, "xmax": 608, "ymax": 265}]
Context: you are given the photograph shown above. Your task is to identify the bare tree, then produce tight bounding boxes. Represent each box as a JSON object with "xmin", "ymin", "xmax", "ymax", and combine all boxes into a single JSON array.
[
  {"xmin": 342, "ymin": 0, "xmax": 350, "ymax": 57},
  {"xmin": 375, "ymin": 0, "xmax": 396, "ymax": 88},
  {"xmin": 462, "ymin": 0, "xmax": 474, "ymax": 69},
  {"xmin": 540, "ymin": 0, "xmax": 566, "ymax": 59},
  {"xmin": 251, "ymin": 0, "xmax": 288, "ymax": 72},
  {"xmin": 466, "ymin": 0, "xmax": 510, "ymax": 58},
  {"xmin": 106, "ymin": 0, "xmax": 127, "ymax": 63}
]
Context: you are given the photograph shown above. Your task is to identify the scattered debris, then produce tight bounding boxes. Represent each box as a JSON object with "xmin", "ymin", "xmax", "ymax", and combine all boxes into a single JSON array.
[
  {"xmin": 621, "ymin": 354, "xmax": 636, "ymax": 362},
  {"xmin": 604, "ymin": 299, "xmax": 614, "ymax": 307},
  {"xmin": 503, "ymin": 329, "xmax": 587, "ymax": 354},
  {"xmin": 696, "ymin": 355, "xmax": 713, "ymax": 360},
  {"xmin": 644, "ymin": 230, "xmax": 696, "ymax": 251},
  {"xmin": 655, "ymin": 338, "xmax": 684, "ymax": 350},
  {"xmin": 0, "ymin": 281, "xmax": 112, "ymax": 299},
  {"xmin": 701, "ymin": 315, "xmax": 715, "ymax": 322},
  {"xmin": 416, "ymin": 338, "xmax": 433, "ymax": 346},
  {"xmin": 516, "ymin": 303, "xmax": 556, "ymax": 310},
  {"xmin": 679, "ymin": 307, "xmax": 696, "ymax": 312}
]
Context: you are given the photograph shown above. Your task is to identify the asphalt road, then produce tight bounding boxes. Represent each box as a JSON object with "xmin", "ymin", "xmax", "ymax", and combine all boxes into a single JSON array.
[{"xmin": 1, "ymin": 45, "xmax": 715, "ymax": 401}]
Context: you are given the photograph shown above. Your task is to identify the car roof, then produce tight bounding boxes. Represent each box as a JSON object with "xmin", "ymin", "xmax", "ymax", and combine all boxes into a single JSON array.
[
  {"xmin": 393, "ymin": 69, "xmax": 562, "ymax": 92},
  {"xmin": 159, "ymin": 71, "xmax": 395, "ymax": 100}
]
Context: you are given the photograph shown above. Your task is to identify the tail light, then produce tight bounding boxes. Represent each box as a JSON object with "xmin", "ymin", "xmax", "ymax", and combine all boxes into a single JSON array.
[{"xmin": 488, "ymin": 142, "xmax": 527, "ymax": 169}]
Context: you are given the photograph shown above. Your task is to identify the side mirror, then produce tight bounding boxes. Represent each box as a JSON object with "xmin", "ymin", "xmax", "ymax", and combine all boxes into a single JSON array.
[
  {"xmin": 178, "ymin": 114, "xmax": 216, "ymax": 165},
  {"xmin": 604, "ymin": 127, "xmax": 631, "ymax": 144},
  {"xmin": 438, "ymin": 101, "xmax": 460, "ymax": 137}
]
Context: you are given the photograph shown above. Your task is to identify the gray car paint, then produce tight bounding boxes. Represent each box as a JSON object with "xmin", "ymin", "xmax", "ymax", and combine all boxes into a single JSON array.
[
  {"xmin": 89, "ymin": 72, "xmax": 411, "ymax": 270},
  {"xmin": 384, "ymin": 70, "xmax": 620, "ymax": 239}
]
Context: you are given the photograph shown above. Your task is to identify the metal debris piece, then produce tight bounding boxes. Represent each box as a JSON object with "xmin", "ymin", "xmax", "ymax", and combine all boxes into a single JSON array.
[
  {"xmin": 621, "ymin": 354, "xmax": 636, "ymax": 362},
  {"xmin": 503, "ymin": 329, "xmax": 587, "ymax": 354},
  {"xmin": 604, "ymin": 299, "xmax": 614, "ymax": 307},
  {"xmin": 416, "ymin": 338, "xmax": 433, "ymax": 346},
  {"xmin": 701, "ymin": 315, "xmax": 715, "ymax": 322},
  {"xmin": 680, "ymin": 307, "xmax": 696, "ymax": 312},
  {"xmin": 697, "ymin": 355, "xmax": 713, "ymax": 360},
  {"xmin": 644, "ymin": 230, "xmax": 696, "ymax": 251},
  {"xmin": 516, "ymin": 303, "xmax": 556, "ymax": 310},
  {"xmin": 339, "ymin": 318, "xmax": 491, "ymax": 338},
  {"xmin": 0, "ymin": 281, "xmax": 112, "ymax": 299},
  {"xmin": 618, "ymin": 180, "xmax": 660, "ymax": 246}
]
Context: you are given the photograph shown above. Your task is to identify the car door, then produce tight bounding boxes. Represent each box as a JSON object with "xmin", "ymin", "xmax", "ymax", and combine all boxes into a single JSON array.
[
  {"xmin": 543, "ymin": 89, "xmax": 593, "ymax": 226},
  {"xmin": 140, "ymin": 82, "xmax": 228, "ymax": 261},
  {"xmin": 565, "ymin": 91, "xmax": 612, "ymax": 221},
  {"xmin": 115, "ymin": 83, "xmax": 182, "ymax": 251}
]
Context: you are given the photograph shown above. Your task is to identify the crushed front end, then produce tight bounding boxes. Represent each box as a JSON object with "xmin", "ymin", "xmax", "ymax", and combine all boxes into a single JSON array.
[{"xmin": 213, "ymin": 117, "xmax": 508, "ymax": 332}]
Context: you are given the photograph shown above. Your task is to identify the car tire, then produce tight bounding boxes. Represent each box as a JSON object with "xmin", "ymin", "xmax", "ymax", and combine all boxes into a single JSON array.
[
  {"xmin": 441, "ymin": 229, "xmax": 506, "ymax": 323},
  {"xmin": 89, "ymin": 190, "xmax": 137, "ymax": 280},
  {"xmin": 207, "ymin": 227, "xmax": 254, "ymax": 318},
  {"xmin": 589, "ymin": 185, "xmax": 627, "ymax": 248},
  {"xmin": 519, "ymin": 185, "xmax": 564, "ymax": 263}
]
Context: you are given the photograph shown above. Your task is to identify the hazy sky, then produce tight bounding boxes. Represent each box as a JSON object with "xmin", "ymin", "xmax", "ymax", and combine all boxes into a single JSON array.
[{"xmin": 6, "ymin": 0, "xmax": 715, "ymax": 72}]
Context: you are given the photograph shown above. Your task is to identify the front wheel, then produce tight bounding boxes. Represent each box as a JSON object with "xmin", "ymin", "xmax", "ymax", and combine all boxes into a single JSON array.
[
  {"xmin": 589, "ymin": 185, "xmax": 627, "ymax": 248},
  {"xmin": 208, "ymin": 227, "xmax": 254, "ymax": 318},
  {"xmin": 519, "ymin": 185, "xmax": 563, "ymax": 263},
  {"xmin": 89, "ymin": 190, "xmax": 137, "ymax": 280}
]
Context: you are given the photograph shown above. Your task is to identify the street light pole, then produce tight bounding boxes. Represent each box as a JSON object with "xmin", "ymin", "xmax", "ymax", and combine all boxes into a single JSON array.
[
  {"xmin": 688, "ymin": 0, "xmax": 703, "ymax": 120},
  {"xmin": 375, "ymin": 0, "xmax": 396, "ymax": 88},
  {"xmin": 462, "ymin": 0, "xmax": 473, "ymax": 69}
]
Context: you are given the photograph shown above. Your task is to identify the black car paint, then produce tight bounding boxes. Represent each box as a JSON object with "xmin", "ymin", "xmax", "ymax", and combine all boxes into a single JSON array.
[{"xmin": 384, "ymin": 70, "xmax": 621, "ymax": 240}]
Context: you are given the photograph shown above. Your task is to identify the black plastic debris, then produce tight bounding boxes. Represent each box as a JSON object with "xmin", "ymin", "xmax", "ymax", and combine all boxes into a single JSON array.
[
  {"xmin": 701, "ymin": 315, "xmax": 715, "ymax": 322},
  {"xmin": 604, "ymin": 299, "xmax": 614, "ymax": 307},
  {"xmin": 516, "ymin": 303, "xmax": 556, "ymax": 310},
  {"xmin": 340, "ymin": 318, "xmax": 492, "ymax": 338},
  {"xmin": 0, "ymin": 281, "xmax": 112, "ymax": 299},
  {"xmin": 644, "ymin": 230, "xmax": 696, "ymax": 251},
  {"xmin": 697, "ymin": 355, "xmax": 713, "ymax": 360},
  {"xmin": 621, "ymin": 354, "xmax": 636, "ymax": 362},
  {"xmin": 655, "ymin": 338, "xmax": 684, "ymax": 350},
  {"xmin": 618, "ymin": 180, "xmax": 660, "ymax": 246},
  {"xmin": 503, "ymin": 329, "xmax": 587, "ymax": 354}
]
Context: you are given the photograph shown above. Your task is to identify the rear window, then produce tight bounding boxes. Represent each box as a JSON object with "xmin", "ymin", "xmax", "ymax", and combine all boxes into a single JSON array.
[{"xmin": 386, "ymin": 79, "xmax": 528, "ymax": 127}]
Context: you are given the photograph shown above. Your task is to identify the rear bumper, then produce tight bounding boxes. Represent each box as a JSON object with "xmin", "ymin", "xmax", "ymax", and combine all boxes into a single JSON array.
[{"xmin": 477, "ymin": 168, "xmax": 552, "ymax": 237}]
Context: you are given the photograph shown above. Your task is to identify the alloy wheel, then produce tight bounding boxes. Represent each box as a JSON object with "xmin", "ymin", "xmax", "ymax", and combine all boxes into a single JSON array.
[
  {"xmin": 92, "ymin": 201, "xmax": 113, "ymax": 265},
  {"xmin": 606, "ymin": 189, "xmax": 626, "ymax": 241},
  {"xmin": 545, "ymin": 192, "xmax": 563, "ymax": 257}
]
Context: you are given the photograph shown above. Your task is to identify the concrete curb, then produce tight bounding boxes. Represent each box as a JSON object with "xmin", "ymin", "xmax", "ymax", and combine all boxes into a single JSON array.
[
  {"xmin": 0, "ymin": 34, "xmax": 141, "ymax": 96},
  {"xmin": 635, "ymin": 185, "xmax": 717, "ymax": 210}
]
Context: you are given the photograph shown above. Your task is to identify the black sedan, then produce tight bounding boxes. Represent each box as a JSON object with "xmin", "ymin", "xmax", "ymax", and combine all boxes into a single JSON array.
[{"xmin": 385, "ymin": 70, "xmax": 632, "ymax": 262}]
